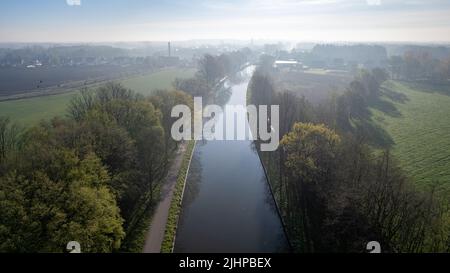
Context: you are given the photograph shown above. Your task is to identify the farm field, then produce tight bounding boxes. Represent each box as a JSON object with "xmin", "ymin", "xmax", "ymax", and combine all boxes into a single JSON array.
[
  {"xmin": 272, "ymin": 70, "xmax": 352, "ymax": 104},
  {"xmin": 0, "ymin": 68, "xmax": 196, "ymax": 126},
  {"xmin": 120, "ymin": 68, "xmax": 196, "ymax": 96},
  {"xmin": 0, "ymin": 64, "xmax": 150, "ymax": 97},
  {"xmin": 371, "ymin": 80, "xmax": 450, "ymax": 191}
]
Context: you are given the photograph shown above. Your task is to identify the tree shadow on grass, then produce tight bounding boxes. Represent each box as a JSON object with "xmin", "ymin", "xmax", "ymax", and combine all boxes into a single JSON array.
[
  {"xmin": 382, "ymin": 87, "xmax": 409, "ymax": 103},
  {"xmin": 368, "ymin": 87, "xmax": 408, "ymax": 118},
  {"xmin": 369, "ymin": 97, "xmax": 402, "ymax": 118},
  {"xmin": 352, "ymin": 84, "xmax": 409, "ymax": 148},
  {"xmin": 352, "ymin": 118, "xmax": 395, "ymax": 149}
]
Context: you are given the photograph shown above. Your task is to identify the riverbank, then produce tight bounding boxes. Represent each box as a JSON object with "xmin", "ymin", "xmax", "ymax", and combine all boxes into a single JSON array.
[
  {"xmin": 160, "ymin": 140, "xmax": 196, "ymax": 253},
  {"xmin": 142, "ymin": 141, "xmax": 195, "ymax": 253},
  {"xmin": 246, "ymin": 75, "xmax": 293, "ymax": 252}
]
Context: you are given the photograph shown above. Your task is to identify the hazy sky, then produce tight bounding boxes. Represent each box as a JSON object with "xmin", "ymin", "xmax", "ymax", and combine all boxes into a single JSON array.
[{"xmin": 1, "ymin": 0, "xmax": 450, "ymax": 43}]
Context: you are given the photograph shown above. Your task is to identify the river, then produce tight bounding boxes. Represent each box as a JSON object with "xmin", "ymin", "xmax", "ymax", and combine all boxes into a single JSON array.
[{"xmin": 173, "ymin": 66, "xmax": 290, "ymax": 253}]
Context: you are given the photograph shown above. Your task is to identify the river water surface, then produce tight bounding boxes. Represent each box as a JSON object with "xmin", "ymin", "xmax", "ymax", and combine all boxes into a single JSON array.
[{"xmin": 173, "ymin": 66, "xmax": 290, "ymax": 253}]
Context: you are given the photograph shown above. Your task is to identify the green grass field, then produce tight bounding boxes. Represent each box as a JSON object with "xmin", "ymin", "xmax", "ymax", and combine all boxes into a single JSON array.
[
  {"xmin": 0, "ymin": 68, "xmax": 196, "ymax": 126},
  {"xmin": 120, "ymin": 68, "xmax": 196, "ymax": 96},
  {"xmin": 371, "ymin": 80, "xmax": 450, "ymax": 190},
  {"xmin": 0, "ymin": 92, "xmax": 75, "ymax": 126}
]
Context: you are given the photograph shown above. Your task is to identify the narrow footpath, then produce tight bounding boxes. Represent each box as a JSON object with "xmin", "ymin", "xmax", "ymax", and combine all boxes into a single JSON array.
[{"xmin": 142, "ymin": 142, "xmax": 187, "ymax": 253}]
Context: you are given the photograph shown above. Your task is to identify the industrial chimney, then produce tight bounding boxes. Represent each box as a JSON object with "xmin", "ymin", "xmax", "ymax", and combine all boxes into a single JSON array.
[{"xmin": 168, "ymin": 42, "xmax": 171, "ymax": 57}]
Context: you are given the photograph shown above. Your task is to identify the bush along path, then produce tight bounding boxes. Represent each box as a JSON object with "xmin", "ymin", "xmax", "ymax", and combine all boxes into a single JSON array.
[
  {"xmin": 160, "ymin": 140, "xmax": 196, "ymax": 253},
  {"xmin": 142, "ymin": 140, "xmax": 195, "ymax": 253}
]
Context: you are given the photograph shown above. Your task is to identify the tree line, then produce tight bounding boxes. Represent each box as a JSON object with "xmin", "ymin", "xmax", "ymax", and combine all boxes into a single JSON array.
[
  {"xmin": 0, "ymin": 51, "xmax": 249, "ymax": 252},
  {"xmin": 248, "ymin": 67, "xmax": 450, "ymax": 252},
  {"xmin": 0, "ymin": 83, "xmax": 193, "ymax": 252},
  {"xmin": 0, "ymin": 45, "xmax": 128, "ymax": 67},
  {"xmin": 174, "ymin": 49, "xmax": 251, "ymax": 101},
  {"xmin": 311, "ymin": 44, "xmax": 388, "ymax": 66},
  {"xmin": 389, "ymin": 51, "xmax": 450, "ymax": 83}
]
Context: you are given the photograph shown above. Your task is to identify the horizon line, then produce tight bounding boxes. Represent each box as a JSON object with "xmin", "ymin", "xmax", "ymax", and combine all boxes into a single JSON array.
[{"xmin": 1, "ymin": 39, "xmax": 450, "ymax": 45}]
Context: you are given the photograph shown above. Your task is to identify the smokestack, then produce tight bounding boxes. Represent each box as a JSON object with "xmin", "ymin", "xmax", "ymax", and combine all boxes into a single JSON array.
[{"xmin": 168, "ymin": 42, "xmax": 171, "ymax": 57}]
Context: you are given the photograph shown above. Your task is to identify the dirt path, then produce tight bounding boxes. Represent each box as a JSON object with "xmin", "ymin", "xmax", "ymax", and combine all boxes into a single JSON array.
[{"xmin": 142, "ymin": 142, "xmax": 187, "ymax": 253}]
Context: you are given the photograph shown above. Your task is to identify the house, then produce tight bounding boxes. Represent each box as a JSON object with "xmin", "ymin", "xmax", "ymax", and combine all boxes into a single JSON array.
[{"xmin": 273, "ymin": 60, "xmax": 302, "ymax": 71}]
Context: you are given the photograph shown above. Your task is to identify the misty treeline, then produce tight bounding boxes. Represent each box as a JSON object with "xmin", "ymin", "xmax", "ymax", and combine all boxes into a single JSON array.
[
  {"xmin": 310, "ymin": 44, "xmax": 388, "ymax": 67},
  {"xmin": 174, "ymin": 49, "xmax": 251, "ymax": 100},
  {"xmin": 249, "ymin": 68, "xmax": 450, "ymax": 252},
  {"xmin": 0, "ymin": 45, "xmax": 179, "ymax": 68},
  {"xmin": 0, "ymin": 45, "xmax": 135, "ymax": 67},
  {"xmin": 262, "ymin": 44, "xmax": 450, "ymax": 82},
  {"xmin": 0, "ymin": 51, "xmax": 247, "ymax": 252},
  {"xmin": 389, "ymin": 51, "xmax": 450, "ymax": 83}
]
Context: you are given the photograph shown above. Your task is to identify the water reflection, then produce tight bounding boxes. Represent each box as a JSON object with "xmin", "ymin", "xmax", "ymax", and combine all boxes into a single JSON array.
[
  {"xmin": 214, "ymin": 85, "xmax": 232, "ymax": 107},
  {"xmin": 180, "ymin": 146, "xmax": 203, "ymax": 209},
  {"xmin": 174, "ymin": 66, "xmax": 289, "ymax": 253}
]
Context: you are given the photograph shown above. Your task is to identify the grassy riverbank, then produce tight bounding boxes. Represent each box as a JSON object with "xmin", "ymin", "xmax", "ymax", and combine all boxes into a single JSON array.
[{"xmin": 160, "ymin": 140, "xmax": 196, "ymax": 253}]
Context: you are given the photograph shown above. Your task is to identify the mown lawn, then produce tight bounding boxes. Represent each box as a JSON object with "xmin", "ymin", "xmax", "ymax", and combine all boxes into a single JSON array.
[
  {"xmin": 371, "ymin": 80, "xmax": 450, "ymax": 190},
  {"xmin": 0, "ymin": 68, "xmax": 196, "ymax": 126}
]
